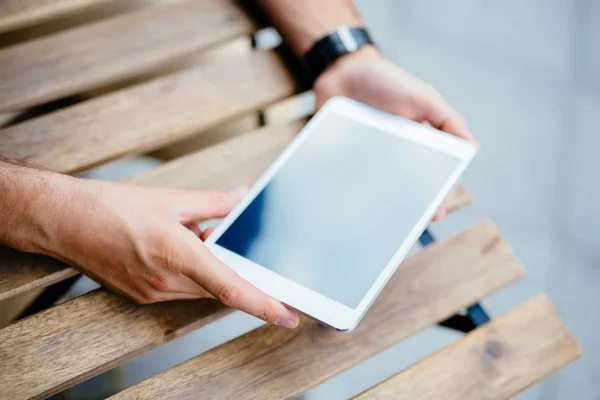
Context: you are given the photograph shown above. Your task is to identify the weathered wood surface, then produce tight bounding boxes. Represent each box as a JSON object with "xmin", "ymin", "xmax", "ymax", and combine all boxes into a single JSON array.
[
  {"xmin": 0, "ymin": 0, "xmax": 115, "ymax": 33},
  {"xmin": 354, "ymin": 295, "xmax": 582, "ymax": 400},
  {"xmin": 0, "ymin": 50, "xmax": 294, "ymax": 173},
  {"xmin": 0, "ymin": 247, "xmax": 78, "ymax": 304},
  {"xmin": 107, "ymin": 221, "xmax": 525, "ymax": 400},
  {"xmin": 0, "ymin": 0, "xmax": 258, "ymax": 112}
]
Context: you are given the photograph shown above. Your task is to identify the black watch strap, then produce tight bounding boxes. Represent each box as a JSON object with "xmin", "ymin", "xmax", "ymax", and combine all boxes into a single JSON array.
[{"xmin": 302, "ymin": 26, "xmax": 374, "ymax": 84}]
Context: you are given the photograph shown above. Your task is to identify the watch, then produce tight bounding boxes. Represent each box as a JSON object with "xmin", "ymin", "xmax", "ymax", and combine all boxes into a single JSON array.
[{"xmin": 302, "ymin": 25, "xmax": 374, "ymax": 84}]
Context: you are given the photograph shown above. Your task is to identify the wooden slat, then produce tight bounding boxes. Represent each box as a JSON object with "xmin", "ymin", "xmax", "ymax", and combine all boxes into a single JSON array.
[
  {"xmin": 102, "ymin": 221, "xmax": 524, "ymax": 400},
  {"xmin": 0, "ymin": 291, "xmax": 231, "ymax": 400},
  {"xmin": 129, "ymin": 120, "xmax": 306, "ymax": 190},
  {"xmin": 0, "ymin": 50, "xmax": 294, "ymax": 173},
  {"xmin": 0, "ymin": 0, "xmax": 115, "ymax": 33},
  {"xmin": 0, "ymin": 0, "xmax": 257, "ymax": 112},
  {"xmin": 0, "ymin": 247, "xmax": 78, "ymax": 304},
  {"xmin": 354, "ymin": 296, "xmax": 582, "ymax": 400}
]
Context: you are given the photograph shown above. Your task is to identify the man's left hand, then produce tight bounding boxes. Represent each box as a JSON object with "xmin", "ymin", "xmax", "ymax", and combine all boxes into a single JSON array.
[{"xmin": 312, "ymin": 46, "xmax": 476, "ymax": 221}]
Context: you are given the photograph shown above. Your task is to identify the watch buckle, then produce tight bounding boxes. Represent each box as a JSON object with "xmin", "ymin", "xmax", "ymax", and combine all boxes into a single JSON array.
[{"xmin": 336, "ymin": 25, "xmax": 359, "ymax": 53}]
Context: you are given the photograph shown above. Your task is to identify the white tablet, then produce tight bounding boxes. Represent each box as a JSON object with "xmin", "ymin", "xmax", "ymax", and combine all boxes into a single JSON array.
[{"xmin": 206, "ymin": 97, "xmax": 477, "ymax": 331}]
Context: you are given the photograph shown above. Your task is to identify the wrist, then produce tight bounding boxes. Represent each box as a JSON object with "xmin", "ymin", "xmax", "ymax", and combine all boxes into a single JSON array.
[
  {"xmin": 313, "ymin": 45, "xmax": 380, "ymax": 96},
  {"xmin": 0, "ymin": 166, "xmax": 74, "ymax": 255},
  {"xmin": 259, "ymin": 0, "xmax": 362, "ymax": 55}
]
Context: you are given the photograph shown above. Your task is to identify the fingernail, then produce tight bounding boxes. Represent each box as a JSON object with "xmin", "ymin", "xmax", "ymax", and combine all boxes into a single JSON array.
[
  {"xmin": 228, "ymin": 186, "xmax": 248, "ymax": 200},
  {"xmin": 276, "ymin": 319, "xmax": 298, "ymax": 329},
  {"xmin": 275, "ymin": 305, "xmax": 299, "ymax": 328}
]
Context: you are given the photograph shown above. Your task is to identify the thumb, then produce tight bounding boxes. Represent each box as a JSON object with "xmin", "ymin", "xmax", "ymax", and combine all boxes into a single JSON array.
[
  {"xmin": 424, "ymin": 96, "xmax": 475, "ymax": 143},
  {"xmin": 183, "ymin": 243, "xmax": 300, "ymax": 328},
  {"xmin": 172, "ymin": 186, "xmax": 248, "ymax": 222}
]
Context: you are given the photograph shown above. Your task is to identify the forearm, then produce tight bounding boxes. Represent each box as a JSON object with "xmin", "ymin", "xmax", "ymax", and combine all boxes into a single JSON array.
[
  {"xmin": 0, "ymin": 157, "xmax": 67, "ymax": 254},
  {"xmin": 258, "ymin": 0, "xmax": 363, "ymax": 55}
]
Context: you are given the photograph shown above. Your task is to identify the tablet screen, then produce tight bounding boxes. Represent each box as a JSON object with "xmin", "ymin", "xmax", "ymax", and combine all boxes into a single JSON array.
[{"xmin": 216, "ymin": 112, "xmax": 461, "ymax": 308}]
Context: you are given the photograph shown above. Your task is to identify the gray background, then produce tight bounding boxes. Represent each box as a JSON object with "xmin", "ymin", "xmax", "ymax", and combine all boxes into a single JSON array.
[
  {"xmin": 61, "ymin": 0, "xmax": 599, "ymax": 398},
  {"xmin": 356, "ymin": 0, "xmax": 599, "ymax": 398}
]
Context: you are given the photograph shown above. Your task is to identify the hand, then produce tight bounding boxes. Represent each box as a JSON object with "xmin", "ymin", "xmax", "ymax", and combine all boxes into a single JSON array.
[
  {"xmin": 312, "ymin": 46, "xmax": 475, "ymax": 221},
  {"xmin": 29, "ymin": 175, "xmax": 300, "ymax": 328}
]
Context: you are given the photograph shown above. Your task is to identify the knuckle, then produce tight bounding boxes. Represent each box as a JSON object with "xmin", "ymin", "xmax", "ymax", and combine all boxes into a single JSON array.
[
  {"xmin": 205, "ymin": 191, "xmax": 230, "ymax": 206},
  {"xmin": 148, "ymin": 239, "xmax": 187, "ymax": 275},
  {"xmin": 404, "ymin": 93, "xmax": 427, "ymax": 111},
  {"xmin": 423, "ymin": 83, "xmax": 442, "ymax": 99},
  {"xmin": 257, "ymin": 300, "xmax": 279, "ymax": 324},
  {"xmin": 157, "ymin": 243, "xmax": 178, "ymax": 267},
  {"xmin": 416, "ymin": 93, "xmax": 434, "ymax": 108},
  {"xmin": 215, "ymin": 284, "xmax": 239, "ymax": 307},
  {"xmin": 201, "ymin": 191, "xmax": 232, "ymax": 217},
  {"xmin": 147, "ymin": 274, "xmax": 174, "ymax": 292}
]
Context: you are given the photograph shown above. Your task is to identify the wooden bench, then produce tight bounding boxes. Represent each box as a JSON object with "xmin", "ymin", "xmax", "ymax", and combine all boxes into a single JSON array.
[{"xmin": 0, "ymin": 1, "xmax": 581, "ymax": 399}]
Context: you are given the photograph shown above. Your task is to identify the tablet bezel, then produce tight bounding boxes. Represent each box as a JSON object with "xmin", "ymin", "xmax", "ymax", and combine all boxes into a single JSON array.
[{"xmin": 205, "ymin": 96, "xmax": 477, "ymax": 331}]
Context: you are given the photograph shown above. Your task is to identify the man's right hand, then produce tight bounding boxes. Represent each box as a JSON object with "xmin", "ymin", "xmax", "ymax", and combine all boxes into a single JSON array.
[{"xmin": 1, "ymin": 167, "xmax": 299, "ymax": 329}]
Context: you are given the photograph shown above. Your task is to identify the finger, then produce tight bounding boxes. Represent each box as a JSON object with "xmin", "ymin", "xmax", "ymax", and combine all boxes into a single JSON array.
[
  {"xmin": 134, "ymin": 271, "xmax": 217, "ymax": 303},
  {"xmin": 423, "ymin": 96, "xmax": 474, "ymax": 142},
  {"xmin": 171, "ymin": 186, "xmax": 248, "ymax": 222},
  {"xmin": 183, "ymin": 221, "xmax": 202, "ymax": 237},
  {"xmin": 183, "ymin": 245, "xmax": 299, "ymax": 328},
  {"xmin": 171, "ymin": 274, "xmax": 216, "ymax": 299},
  {"xmin": 200, "ymin": 227, "xmax": 215, "ymax": 241},
  {"xmin": 136, "ymin": 290, "xmax": 203, "ymax": 303},
  {"xmin": 137, "ymin": 290, "xmax": 215, "ymax": 303},
  {"xmin": 432, "ymin": 205, "xmax": 447, "ymax": 222},
  {"xmin": 166, "ymin": 292, "xmax": 213, "ymax": 300}
]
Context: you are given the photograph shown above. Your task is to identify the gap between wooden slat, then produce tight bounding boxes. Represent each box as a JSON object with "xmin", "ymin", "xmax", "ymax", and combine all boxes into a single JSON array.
[
  {"xmin": 0, "ymin": 50, "xmax": 295, "ymax": 174},
  {"xmin": 0, "ymin": 0, "xmax": 115, "ymax": 34},
  {"xmin": 0, "ymin": 0, "xmax": 258, "ymax": 112},
  {"xmin": 353, "ymin": 295, "xmax": 582, "ymax": 400},
  {"xmin": 103, "ymin": 221, "xmax": 525, "ymax": 400}
]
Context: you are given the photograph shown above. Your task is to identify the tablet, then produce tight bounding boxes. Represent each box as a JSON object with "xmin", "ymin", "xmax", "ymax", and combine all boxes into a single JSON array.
[{"xmin": 205, "ymin": 97, "xmax": 477, "ymax": 331}]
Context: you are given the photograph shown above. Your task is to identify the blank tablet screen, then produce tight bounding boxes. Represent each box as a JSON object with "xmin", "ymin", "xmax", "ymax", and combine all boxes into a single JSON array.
[{"xmin": 216, "ymin": 112, "xmax": 461, "ymax": 308}]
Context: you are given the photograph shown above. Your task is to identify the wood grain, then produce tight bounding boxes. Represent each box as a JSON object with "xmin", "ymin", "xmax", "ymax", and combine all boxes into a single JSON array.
[
  {"xmin": 132, "ymin": 121, "xmax": 305, "ymax": 189},
  {"xmin": 0, "ymin": 246, "xmax": 77, "ymax": 304},
  {"xmin": 0, "ymin": 50, "xmax": 294, "ymax": 173},
  {"xmin": 0, "ymin": 290, "xmax": 232, "ymax": 400},
  {"xmin": 105, "ymin": 221, "xmax": 524, "ymax": 400},
  {"xmin": 0, "ymin": 0, "xmax": 115, "ymax": 33},
  {"xmin": 354, "ymin": 295, "xmax": 582, "ymax": 400},
  {"xmin": 0, "ymin": 0, "xmax": 258, "ymax": 112}
]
